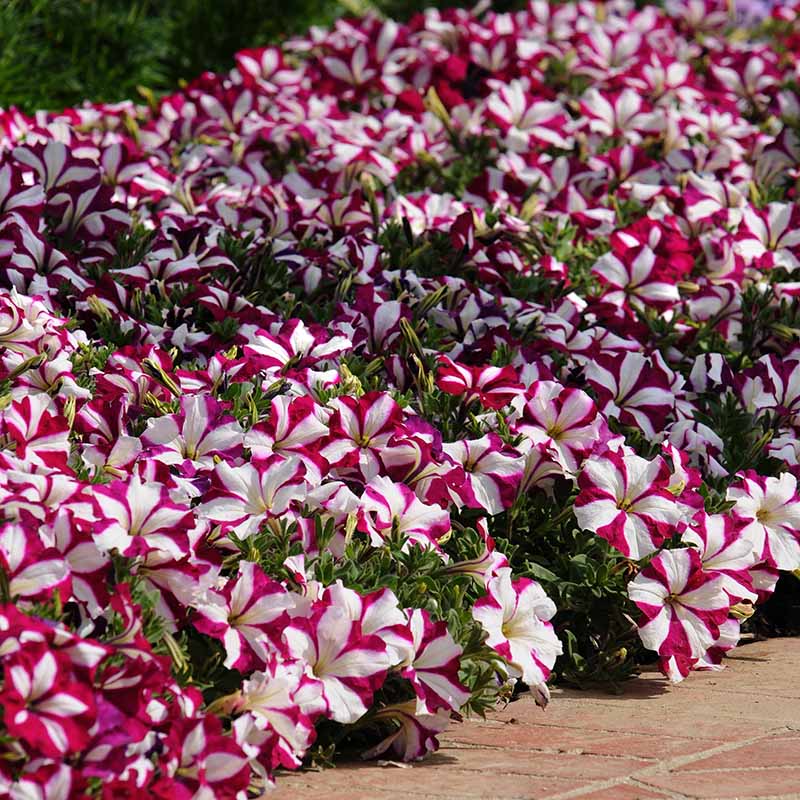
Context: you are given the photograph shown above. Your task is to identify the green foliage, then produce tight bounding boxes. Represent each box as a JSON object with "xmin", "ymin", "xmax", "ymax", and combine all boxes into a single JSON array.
[
  {"xmin": 498, "ymin": 490, "xmax": 642, "ymax": 688},
  {"xmin": 541, "ymin": 55, "xmax": 592, "ymax": 97},
  {"xmin": 378, "ymin": 220, "xmax": 470, "ymax": 281},
  {"xmin": 0, "ymin": 0, "xmax": 173, "ymax": 112},
  {"xmin": 219, "ymin": 233, "xmax": 342, "ymax": 324},
  {"xmin": 394, "ymin": 135, "xmax": 497, "ymax": 197}
]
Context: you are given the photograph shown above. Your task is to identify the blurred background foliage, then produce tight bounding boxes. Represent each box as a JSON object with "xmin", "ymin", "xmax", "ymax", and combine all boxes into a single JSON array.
[{"xmin": 0, "ymin": 0, "xmax": 525, "ymax": 113}]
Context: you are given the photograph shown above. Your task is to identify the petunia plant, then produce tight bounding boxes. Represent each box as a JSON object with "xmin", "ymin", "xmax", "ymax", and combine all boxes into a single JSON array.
[{"xmin": 2, "ymin": 0, "xmax": 800, "ymax": 795}]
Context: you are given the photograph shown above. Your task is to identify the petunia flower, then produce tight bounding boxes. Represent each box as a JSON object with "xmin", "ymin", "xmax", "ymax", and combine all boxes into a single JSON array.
[
  {"xmin": 628, "ymin": 547, "xmax": 731, "ymax": 681},
  {"xmin": 472, "ymin": 567, "xmax": 562, "ymax": 688},
  {"xmin": 726, "ymin": 470, "xmax": 800, "ymax": 571},
  {"xmin": 574, "ymin": 450, "xmax": 683, "ymax": 560}
]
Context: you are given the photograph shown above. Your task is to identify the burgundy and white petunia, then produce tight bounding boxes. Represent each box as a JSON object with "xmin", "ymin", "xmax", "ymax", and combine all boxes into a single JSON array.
[
  {"xmin": 513, "ymin": 381, "xmax": 601, "ymax": 473},
  {"xmin": 164, "ymin": 715, "xmax": 251, "ymax": 799},
  {"xmin": 584, "ymin": 352, "xmax": 675, "ymax": 439},
  {"xmin": 199, "ymin": 455, "xmax": 308, "ymax": 539},
  {"xmin": 681, "ymin": 511, "xmax": 759, "ymax": 603},
  {"xmin": 243, "ymin": 319, "xmax": 352, "ymax": 373},
  {"xmin": 93, "ymin": 474, "xmax": 195, "ymax": 559},
  {"xmin": 726, "ymin": 471, "xmax": 800, "ymax": 571},
  {"xmin": 142, "ymin": 393, "xmax": 244, "ymax": 473},
  {"xmin": 1, "ymin": 394, "xmax": 71, "ymax": 470},
  {"xmin": 357, "ymin": 475, "xmax": 451, "ymax": 550},
  {"xmin": 472, "ymin": 568, "xmax": 562, "ymax": 689},
  {"xmin": 442, "ymin": 434, "xmax": 525, "ymax": 515},
  {"xmin": 436, "ymin": 356, "xmax": 524, "ymax": 410},
  {"xmin": 4, "ymin": 645, "xmax": 97, "ymax": 757},
  {"xmin": 320, "ymin": 392, "xmax": 404, "ymax": 481},
  {"xmin": 363, "ymin": 700, "xmax": 451, "ymax": 762},
  {"xmin": 245, "ymin": 394, "xmax": 329, "ymax": 460},
  {"xmin": 592, "ymin": 246, "xmax": 681, "ymax": 309},
  {"xmin": 193, "ymin": 561, "xmax": 292, "ymax": 670},
  {"xmin": 233, "ymin": 654, "xmax": 322, "ymax": 774},
  {"xmin": 283, "ymin": 601, "xmax": 390, "ymax": 724},
  {"xmin": 574, "ymin": 450, "xmax": 683, "ymax": 560},
  {"xmin": 400, "ymin": 608, "xmax": 470, "ymax": 714},
  {"xmin": 628, "ymin": 547, "xmax": 732, "ymax": 681}
]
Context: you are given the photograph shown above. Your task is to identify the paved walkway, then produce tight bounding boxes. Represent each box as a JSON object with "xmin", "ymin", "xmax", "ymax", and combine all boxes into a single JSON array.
[{"xmin": 270, "ymin": 638, "xmax": 800, "ymax": 799}]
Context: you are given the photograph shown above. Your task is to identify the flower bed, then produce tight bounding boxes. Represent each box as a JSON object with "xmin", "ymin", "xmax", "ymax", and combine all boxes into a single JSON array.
[{"xmin": 2, "ymin": 0, "xmax": 800, "ymax": 795}]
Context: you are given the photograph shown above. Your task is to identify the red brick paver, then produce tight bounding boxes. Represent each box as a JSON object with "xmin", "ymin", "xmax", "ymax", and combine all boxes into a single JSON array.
[{"xmin": 269, "ymin": 638, "xmax": 800, "ymax": 800}]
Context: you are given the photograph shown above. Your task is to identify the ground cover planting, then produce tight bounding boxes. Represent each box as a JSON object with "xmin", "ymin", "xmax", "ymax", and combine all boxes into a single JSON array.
[{"xmin": 1, "ymin": 0, "xmax": 800, "ymax": 796}]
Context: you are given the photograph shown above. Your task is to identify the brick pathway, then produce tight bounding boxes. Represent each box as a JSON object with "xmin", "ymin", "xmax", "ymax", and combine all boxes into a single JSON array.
[{"xmin": 269, "ymin": 637, "xmax": 800, "ymax": 800}]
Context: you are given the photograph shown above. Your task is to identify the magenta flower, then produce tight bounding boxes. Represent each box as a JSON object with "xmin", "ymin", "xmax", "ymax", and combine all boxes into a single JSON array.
[
  {"xmin": 244, "ymin": 319, "xmax": 352, "ymax": 373},
  {"xmin": 0, "ymin": 521, "xmax": 70, "ymax": 603},
  {"xmin": 4, "ymin": 645, "xmax": 96, "ymax": 757},
  {"xmin": 436, "ymin": 356, "xmax": 524, "ymax": 410},
  {"xmin": 193, "ymin": 561, "xmax": 291, "ymax": 670},
  {"xmin": 93, "ymin": 474, "xmax": 195, "ymax": 559},
  {"xmin": 199, "ymin": 455, "xmax": 308, "ymax": 539},
  {"xmin": 575, "ymin": 450, "xmax": 683, "ymax": 559},
  {"xmin": 233, "ymin": 654, "xmax": 322, "ymax": 774},
  {"xmin": 363, "ymin": 700, "xmax": 451, "ymax": 762},
  {"xmin": 513, "ymin": 381, "xmax": 601, "ymax": 473},
  {"xmin": 357, "ymin": 475, "xmax": 452, "ymax": 550},
  {"xmin": 142, "ymin": 393, "xmax": 244, "ymax": 473},
  {"xmin": 283, "ymin": 601, "xmax": 390, "ymax": 724},
  {"xmin": 442, "ymin": 434, "xmax": 525, "ymax": 515},
  {"xmin": 400, "ymin": 608, "xmax": 470, "ymax": 714},
  {"xmin": 628, "ymin": 548, "xmax": 732, "ymax": 682},
  {"xmin": 320, "ymin": 392, "xmax": 404, "ymax": 480},
  {"xmin": 584, "ymin": 352, "xmax": 675, "ymax": 439},
  {"xmin": 163, "ymin": 716, "xmax": 250, "ymax": 800},
  {"xmin": 2, "ymin": 394, "xmax": 70, "ymax": 470},
  {"xmin": 681, "ymin": 511, "xmax": 759, "ymax": 603},
  {"xmin": 472, "ymin": 568, "xmax": 562, "ymax": 688},
  {"xmin": 246, "ymin": 394, "xmax": 329, "ymax": 460},
  {"xmin": 727, "ymin": 471, "xmax": 800, "ymax": 570}
]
